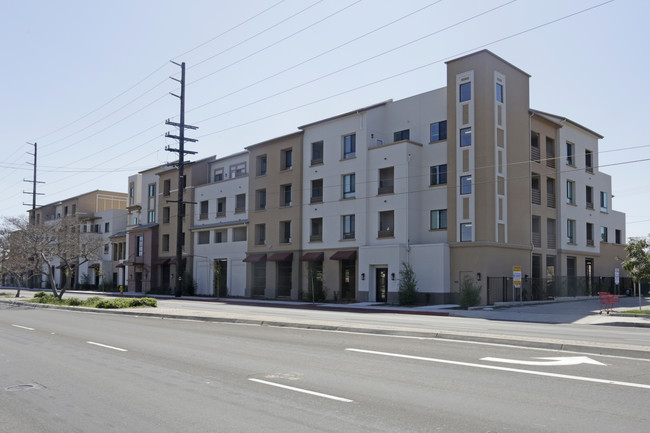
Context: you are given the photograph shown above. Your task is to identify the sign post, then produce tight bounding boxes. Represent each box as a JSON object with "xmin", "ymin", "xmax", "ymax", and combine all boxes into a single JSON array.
[
  {"xmin": 513, "ymin": 266, "xmax": 522, "ymax": 302},
  {"xmin": 614, "ymin": 268, "xmax": 620, "ymax": 295}
]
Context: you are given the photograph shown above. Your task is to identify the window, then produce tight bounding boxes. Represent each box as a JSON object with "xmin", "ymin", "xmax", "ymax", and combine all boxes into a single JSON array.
[
  {"xmin": 378, "ymin": 167, "xmax": 394, "ymax": 194},
  {"xmin": 104, "ymin": 243, "xmax": 109, "ymax": 254},
  {"xmin": 600, "ymin": 191, "xmax": 608, "ymax": 212},
  {"xmin": 162, "ymin": 234, "xmax": 170, "ymax": 252},
  {"xmin": 567, "ymin": 219, "xmax": 576, "ymax": 244},
  {"xmin": 256, "ymin": 189, "xmax": 266, "ymax": 210},
  {"xmin": 531, "ymin": 174, "xmax": 541, "ymax": 205},
  {"xmin": 137, "ymin": 236, "xmax": 143, "ymax": 257},
  {"xmin": 310, "ymin": 218, "xmax": 323, "ymax": 242},
  {"xmin": 343, "ymin": 174, "xmax": 355, "ymax": 199},
  {"xmin": 586, "ymin": 186, "xmax": 594, "ymax": 209},
  {"xmin": 281, "ymin": 184, "xmax": 292, "ymax": 207},
  {"xmin": 460, "ymin": 223, "xmax": 472, "ymax": 242},
  {"xmin": 567, "ymin": 256, "xmax": 577, "ymax": 278},
  {"xmin": 217, "ymin": 197, "xmax": 226, "ymax": 217},
  {"xmin": 280, "ymin": 221, "xmax": 291, "ymax": 244},
  {"xmin": 430, "ymin": 164, "xmax": 447, "ymax": 186},
  {"xmin": 233, "ymin": 227, "xmax": 247, "ymax": 242},
  {"xmin": 496, "ymin": 82, "xmax": 503, "ymax": 103},
  {"xmin": 148, "ymin": 184, "xmax": 156, "ymax": 197},
  {"xmin": 585, "ymin": 149, "xmax": 593, "ymax": 173},
  {"xmin": 199, "ymin": 200, "xmax": 209, "ymax": 220},
  {"xmin": 163, "ymin": 206, "xmax": 170, "ymax": 224},
  {"xmin": 566, "ymin": 142, "xmax": 575, "ymax": 166},
  {"xmin": 213, "ymin": 169, "xmax": 224, "ymax": 182},
  {"xmin": 546, "ymin": 137, "xmax": 556, "ymax": 168},
  {"xmin": 378, "ymin": 210, "xmax": 394, "ymax": 238},
  {"xmin": 615, "ymin": 229, "xmax": 622, "ymax": 244},
  {"xmin": 430, "ymin": 210, "xmax": 447, "ymax": 230},
  {"xmin": 198, "ymin": 231, "xmax": 210, "ymax": 245},
  {"xmin": 311, "ymin": 141, "xmax": 323, "ymax": 165},
  {"xmin": 547, "ymin": 177, "xmax": 556, "ymax": 208},
  {"xmin": 215, "ymin": 230, "xmax": 226, "ymax": 243},
  {"xmin": 342, "ymin": 215, "xmax": 355, "ymax": 240},
  {"xmin": 255, "ymin": 224, "xmax": 266, "ymax": 245},
  {"xmin": 460, "ymin": 175, "xmax": 472, "ymax": 195},
  {"xmin": 254, "ymin": 155, "xmax": 266, "ymax": 176},
  {"xmin": 343, "ymin": 134, "xmax": 356, "ymax": 159},
  {"xmin": 393, "ymin": 129, "xmax": 410, "ymax": 142},
  {"xmin": 64, "ymin": 206, "xmax": 68, "ymax": 217},
  {"xmin": 460, "ymin": 127, "xmax": 472, "ymax": 147},
  {"xmin": 430, "ymin": 121, "xmax": 447, "ymax": 142},
  {"xmin": 104, "ymin": 222, "xmax": 110, "ymax": 233},
  {"xmin": 547, "ymin": 218, "xmax": 556, "ymax": 249},
  {"xmin": 600, "ymin": 226, "xmax": 608, "ymax": 243},
  {"xmin": 311, "ymin": 179, "xmax": 323, "ymax": 203},
  {"xmin": 566, "ymin": 180, "xmax": 575, "ymax": 204},
  {"xmin": 459, "ymin": 82, "xmax": 471, "ymax": 102},
  {"xmin": 235, "ymin": 193, "xmax": 246, "ymax": 213},
  {"xmin": 230, "ymin": 163, "xmax": 246, "ymax": 178},
  {"xmin": 281, "ymin": 148, "xmax": 293, "ymax": 170},
  {"xmin": 586, "ymin": 223, "xmax": 594, "ymax": 247},
  {"xmin": 148, "ymin": 210, "xmax": 155, "ymax": 223},
  {"xmin": 531, "ymin": 132, "xmax": 540, "ymax": 163},
  {"xmin": 532, "ymin": 216, "xmax": 541, "ymax": 248}
]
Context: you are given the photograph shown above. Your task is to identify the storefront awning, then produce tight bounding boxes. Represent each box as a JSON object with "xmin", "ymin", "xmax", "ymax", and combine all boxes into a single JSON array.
[
  {"xmin": 88, "ymin": 263, "xmax": 100, "ymax": 269},
  {"xmin": 329, "ymin": 250, "xmax": 357, "ymax": 261},
  {"xmin": 300, "ymin": 252, "xmax": 324, "ymax": 262},
  {"xmin": 115, "ymin": 263, "xmax": 125, "ymax": 268},
  {"xmin": 268, "ymin": 252, "xmax": 293, "ymax": 262},
  {"xmin": 243, "ymin": 253, "xmax": 267, "ymax": 263}
]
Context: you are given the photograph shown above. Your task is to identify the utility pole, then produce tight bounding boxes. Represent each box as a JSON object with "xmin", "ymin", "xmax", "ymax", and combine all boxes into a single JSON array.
[
  {"xmin": 23, "ymin": 142, "xmax": 45, "ymax": 225},
  {"xmin": 165, "ymin": 61, "xmax": 198, "ymax": 298}
]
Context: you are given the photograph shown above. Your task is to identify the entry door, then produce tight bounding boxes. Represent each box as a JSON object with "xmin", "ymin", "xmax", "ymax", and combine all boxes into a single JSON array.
[
  {"xmin": 585, "ymin": 258, "xmax": 594, "ymax": 292},
  {"xmin": 376, "ymin": 268, "xmax": 388, "ymax": 303},
  {"xmin": 135, "ymin": 272, "xmax": 143, "ymax": 293}
]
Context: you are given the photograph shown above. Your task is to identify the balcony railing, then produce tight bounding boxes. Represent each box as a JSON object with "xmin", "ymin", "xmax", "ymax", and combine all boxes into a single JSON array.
[
  {"xmin": 547, "ymin": 193, "xmax": 556, "ymax": 208},
  {"xmin": 531, "ymin": 189, "xmax": 541, "ymax": 205},
  {"xmin": 310, "ymin": 234, "xmax": 322, "ymax": 242},
  {"xmin": 532, "ymin": 232, "xmax": 541, "ymax": 248},
  {"xmin": 531, "ymin": 146, "xmax": 540, "ymax": 163},
  {"xmin": 216, "ymin": 211, "xmax": 226, "ymax": 218},
  {"xmin": 378, "ymin": 229, "xmax": 394, "ymax": 238}
]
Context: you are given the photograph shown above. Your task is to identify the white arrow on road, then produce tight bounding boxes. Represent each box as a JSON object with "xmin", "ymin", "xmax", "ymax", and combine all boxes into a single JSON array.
[{"xmin": 480, "ymin": 356, "xmax": 606, "ymax": 366}]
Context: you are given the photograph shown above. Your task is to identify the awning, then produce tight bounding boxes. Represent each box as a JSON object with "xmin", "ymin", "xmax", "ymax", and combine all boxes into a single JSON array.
[
  {"xmin": 115, "ymin": 263, "xmax": 125, "ymax": 268},
  {"xmin": 243, "ymin": 253, "xmax": 267, "ymax": 263},
  {"xmin": 88, "ymin": 263, "xmax": 100, "ymax": 269},
  {"xmin": 300, "ymin": 252, "xmax": 324, "ymax": 262},
  {"xmin": 268, "ymin": 252, "xmax": 293, "ymax": 262},
  {"xmin": 153, "ymin": 258, "xmax": 170, "ymax": 265},
  {"xmin": 330, "ymin": 250, "xmax": 357, "ymax": 261}
]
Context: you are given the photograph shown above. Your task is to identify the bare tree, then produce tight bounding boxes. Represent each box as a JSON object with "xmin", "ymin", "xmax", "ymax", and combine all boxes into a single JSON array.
[{"xmin": 1, "ymin": 216, "xmax": 103, "ymax": 299}]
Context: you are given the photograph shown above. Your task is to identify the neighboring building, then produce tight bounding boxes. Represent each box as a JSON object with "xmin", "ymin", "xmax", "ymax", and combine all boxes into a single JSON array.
[
  {"xmin": 191, "ymin": 152, "xmax": 249, "ymax": 296},
  {"xmin": 245, "ymin": 132, "xmax": 303, "ymax": 299},
  {"xmin": 28, "ymin": 190, "xmax": 128, "ymax": 289}
]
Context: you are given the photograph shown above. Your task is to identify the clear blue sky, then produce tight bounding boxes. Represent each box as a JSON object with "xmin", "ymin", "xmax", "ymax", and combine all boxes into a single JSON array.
[{"xmin": 1, "ymin": 0, "xmax": 648, "ymax": 238}]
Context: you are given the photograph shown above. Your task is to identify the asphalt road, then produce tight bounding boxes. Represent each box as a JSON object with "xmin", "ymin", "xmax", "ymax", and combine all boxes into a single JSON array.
[{"xmin": 1, "ymin": 304, "xmax": 649, "ymax": 432}]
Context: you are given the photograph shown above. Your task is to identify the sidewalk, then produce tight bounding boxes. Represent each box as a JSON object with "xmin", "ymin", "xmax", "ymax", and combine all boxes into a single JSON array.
[{"xmin": 2, "ymin": 287, "xmax": 649, "ymax": 357}]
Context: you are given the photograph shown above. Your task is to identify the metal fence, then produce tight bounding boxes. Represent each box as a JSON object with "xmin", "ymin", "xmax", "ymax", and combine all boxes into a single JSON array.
[{"xmin": 486, "ymin": 276, "xmax": 634, "ymax": 305}]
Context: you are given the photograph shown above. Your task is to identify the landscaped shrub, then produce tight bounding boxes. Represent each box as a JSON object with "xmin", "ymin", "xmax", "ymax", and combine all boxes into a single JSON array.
[
  {"xmin": 459, "ymin": 276, "xmax": 482, "ymax": 309},
  {"xmin": 398, "ymin": 262, "xmax": 419, "ymax": 305}
]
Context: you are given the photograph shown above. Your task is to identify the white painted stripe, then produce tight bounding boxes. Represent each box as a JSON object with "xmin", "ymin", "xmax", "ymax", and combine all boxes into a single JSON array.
[
  {"xmin": 86, "ymin": 341, "xmax": 128, "ymax": 352},
  {"xmin": 11, "ymin": 324, "xmax": 35, "ymax": 331},
  {"xmin": 346, "ymin": 348, "xmax": 650, "ymax": 390},
  {"xmin": 248, "ymin": 378, "xmax": 353, "ymax": 402}
]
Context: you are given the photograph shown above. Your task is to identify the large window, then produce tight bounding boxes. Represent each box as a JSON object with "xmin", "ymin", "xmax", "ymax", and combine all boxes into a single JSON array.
[
  {"xmin": 496, "ymin": 82, "xmax": 504, "ymax": 102},
  {"xmin": 198, "ymin": 231, "xmax": 210, "ymax": 245},
  {"xmin": 280, "ymin": 221, "xmax": 291, "ymax": 244},
  {"xmin": 214, "ymin": 230, "xmax": 226, "ymax": 243},
  {"xmin": 342, "ymin": 215, "xmax": 355, "ymax": 240},
  {"xmin": 430, "ymin": 121, "xmax": 447, "ymax": 142},
  {"xmin": 343, "ymin": 173, "xmax": 355, "ymax": 199},
  {"xmin": 255, "ymin": 224, "xmax": 266, "ymax": 245},
  {"xmin": 393, "ymin": 129, "xmax": 410, "ymax": 142},
  {"xmin": 531, "ymin": 132, "xmax": 540, "ymax": 163},
  {"xmin": 148, "ymin": 184, "xmax": 155, "ymax": 197},
  {"xmin": 566, "ymin": 142, "xmax": 575, "ymax": 166},
  {"xmin": 586, "ymin": 186, "xmax": 593, "ymax": 209},
  {"xmin": 459, "ymin": 82, "xmax": 471, "ymax": 102},
  {"xmin": 378, "ymin": 211, "xmax": 394, "ymax": 238},
  {"xmin": 600, "ymin": 226, "xmax": 608, "ymax": 243},
  {"xmin": 199, "ymin": 200, "xmax": 209, "ymax": 219},
  {"xmin": 217, "ymin": 197, "xmax": 226, "ymax": 217},
  {"xmin": 232, "ymin": 227, "xmax": 247, "ymax": 242},
  {"xmin": 566, "ymin": 180, "xmax": 575, "ymax": 205},
  {"xmin": 137, "ymin": 236, "xmax": 143, "ymax": 256},
  {"xmin": 460, "ymin": 223, "xmax": 472, "ymax": 242},
  {"xmin": 585, "ymin": 149, "xmax": 593, "ymax": 173},
  {"xmin": 163, "ymin": 206, "xmax": 170, "ymax": 224},
  {"xmin": 148, "ymin": 210, "xmax": 155, "ymax": 223},
  {"xmin": 378, "ymin": 167, "xmax": 394, "ymax": 194},
  {"xmin": 281, "ymin": 148, "xmax": 293, "ymax": 170},
  {"xmin": 162, "ymin": 234, "xmax": 169, "ymax": 252},
  {"xmin": 430, "ymin": 164, "xmax": 447, "ymax": 186},
  {"xmin": 430, "ymin": 210, "xmax": 447, "ymax": 230},
  {"xmin": 600, "ymin": 191, "xmax": 608, "ymax": 212},
  {"xmin": 310, "ymin": 217, "xmax": 323, "ymax": 242},
  {"xmin": 257, "ymin": 155, "xmax": 267, "ymax": 176},
  {"xmin": 281, "ymin": 184, "xmax": 292, "ymax": 207},
  {"xmin": 235, "ymin": 193, "xmax": 246, "ymax": 213},
  {"xmin": 213, "ymin": 169, "xmax": 224, "ymax": 182},
  {"xmin": 343, "ymin": 134, "xmax": 356, "ymax": 159},
  {"xmin": 460, "ymin": 127, "xmax": 472, "ymax": 147},
  {"xmin": 460, "ymin": 175, "xmax": 472, "ymax": 195},
  {"xmin": 256, "ymin": 189, "xmax": 266, "ymax": 210},
  {"xmin": 230, "ymin": 162, "xmax": 246, "ymax": 178},
  {"xmin": 311, "ymin": 141, "xmax": 323, "ymax": 165},
  {"xmin": 586, "ymin": 222, "xmax": 594, "ymax": 247}
]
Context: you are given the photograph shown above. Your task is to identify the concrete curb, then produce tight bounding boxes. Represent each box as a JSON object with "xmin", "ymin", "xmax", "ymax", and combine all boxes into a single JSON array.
[{"xmin": 3, "ymin": 299, "xmax": 648, "ymax": 359}]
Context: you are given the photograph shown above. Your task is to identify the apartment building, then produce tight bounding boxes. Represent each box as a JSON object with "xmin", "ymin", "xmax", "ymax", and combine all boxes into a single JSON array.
[
  {"xmin": 191, "ymin": 152, "xmax": 249, "ymax": 296},
  {"xmin": 29, "ymin": 190, "xmax": 128, "ymax": 290},
  {"xmin": 245, "ymin": 132, "xmax": 303, "ymax": 299}
]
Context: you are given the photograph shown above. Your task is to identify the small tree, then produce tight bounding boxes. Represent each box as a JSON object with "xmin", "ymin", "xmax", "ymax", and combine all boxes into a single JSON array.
[
  {"xmin": 622, "ymin": 237, "xmax": 650, "ymax": 311},
  {"xmin": 459, "ymin": 275, "xmax": 481, "ymax": 309},
  {"xmin": 398, "ymin": 262, "xmax": 418, "ymax": 305}
]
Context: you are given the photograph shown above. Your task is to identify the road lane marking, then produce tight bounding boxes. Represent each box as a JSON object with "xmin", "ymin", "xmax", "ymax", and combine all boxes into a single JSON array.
[
  {"xmin": 346, "ymin": 348, "xmax": 650, "ymax": 390},
  {"xmin": 11, "ymin": 325, "xmax": 35, "ymax": 331},
  {"xmin": 86, "ymin": 341, "xmax": 128, "ymax": 352},
  {"xmin": 248, "ymin": 378, "xmax": 353, "ymax": 402},
  {"xmin": 480, "ymin": 356, "xmax": 606, "ymax": 366}
]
